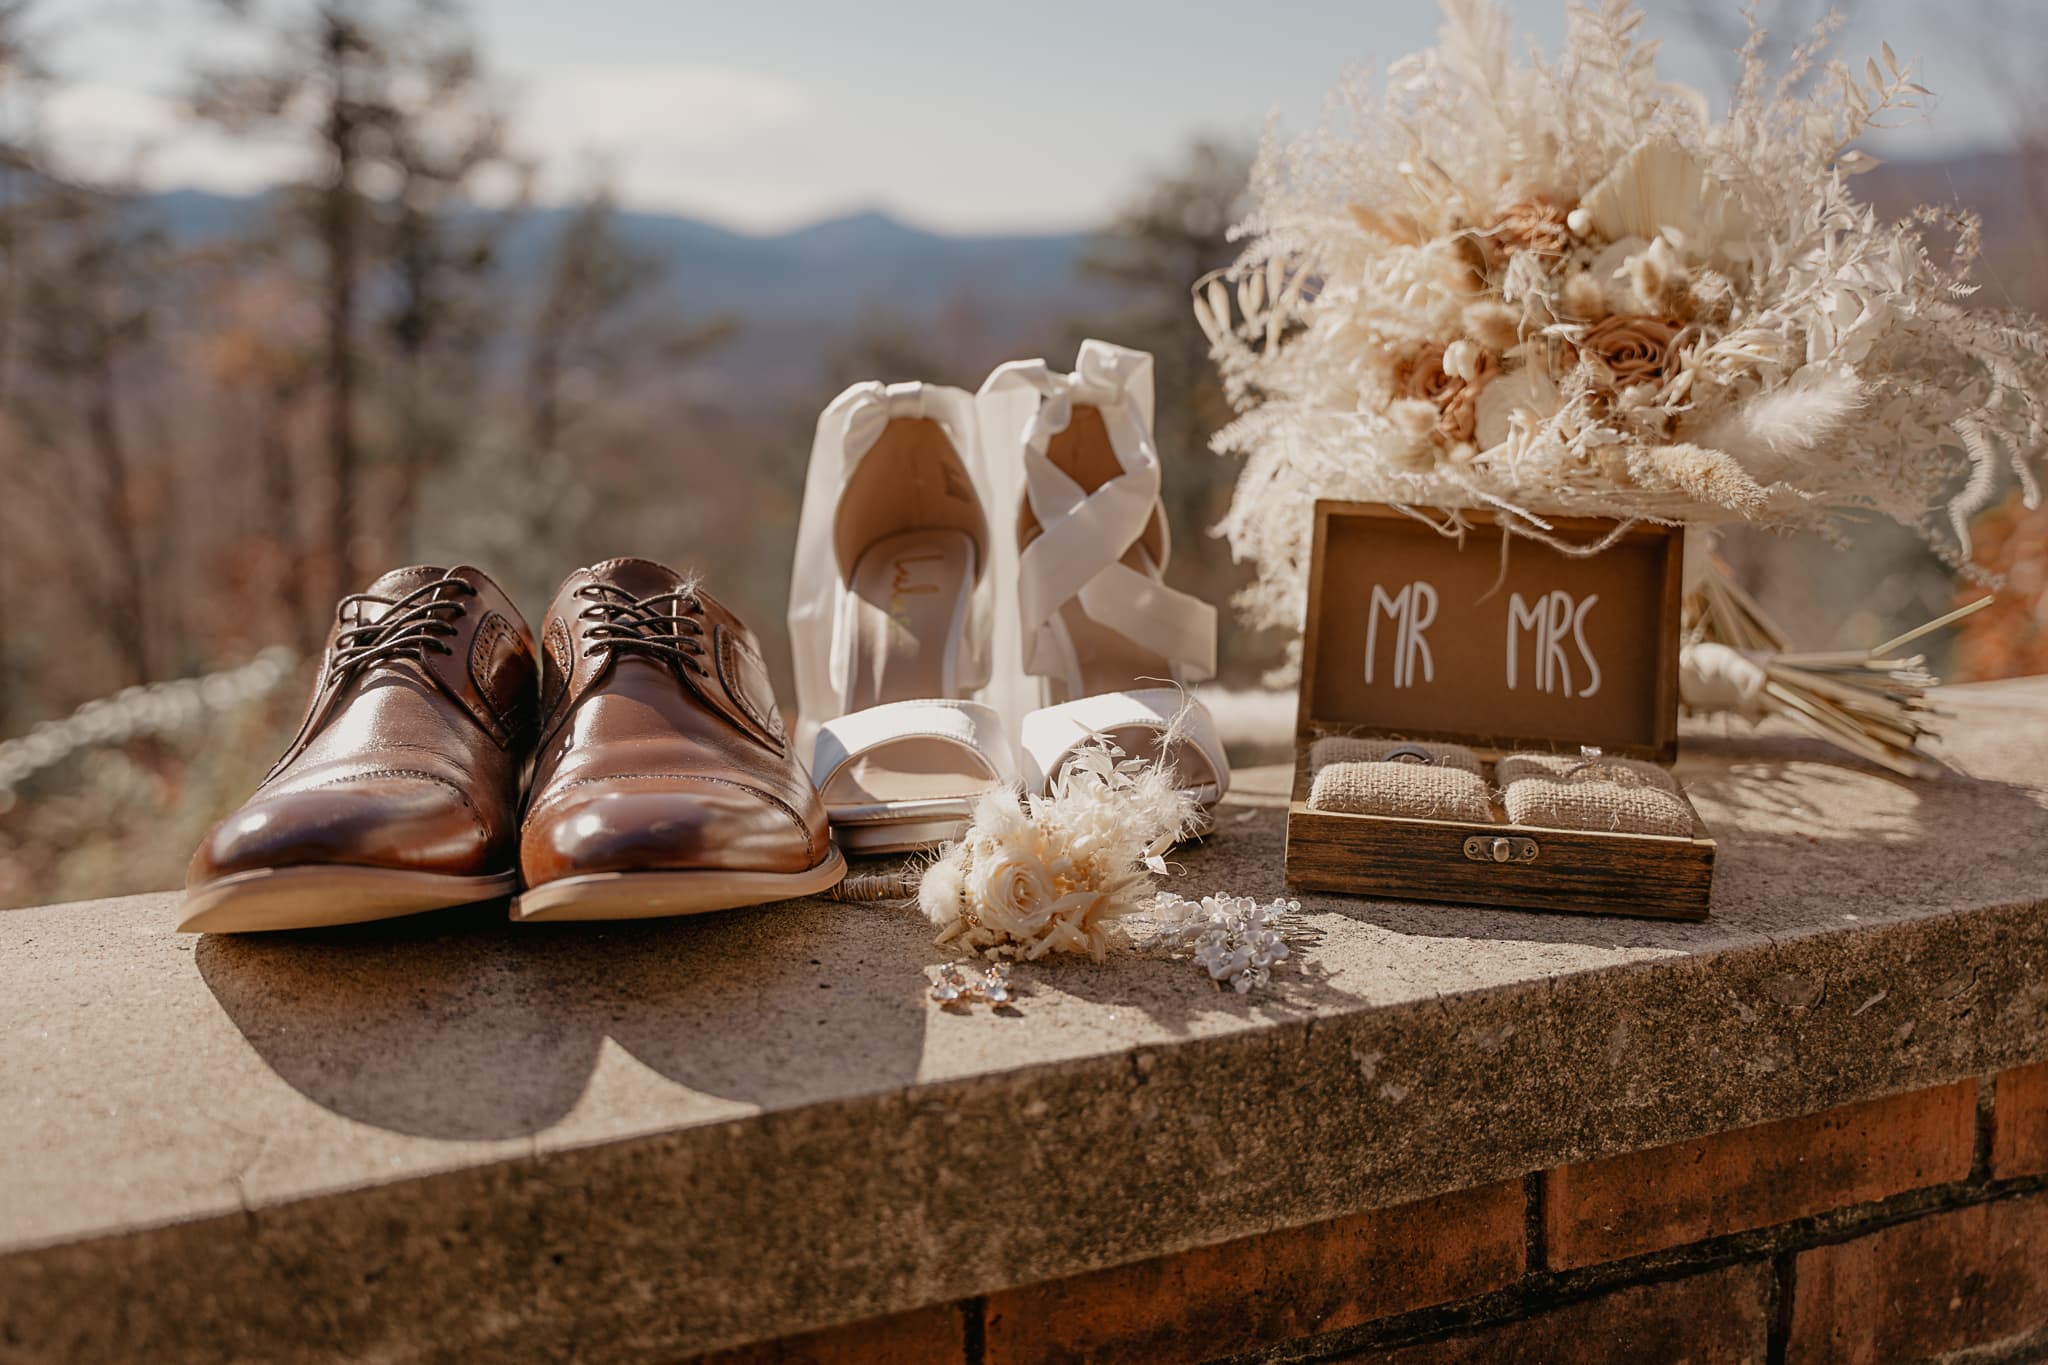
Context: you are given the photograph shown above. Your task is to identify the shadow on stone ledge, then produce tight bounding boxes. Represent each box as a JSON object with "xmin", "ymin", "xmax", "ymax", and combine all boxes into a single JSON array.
[
  {"xmin": 194, "ymin": 896, "xmax": 939, "ymax": 1140},
  {"xmin": 187, "ymin": 727, "xmax": 2047, "ymax": 1139}
]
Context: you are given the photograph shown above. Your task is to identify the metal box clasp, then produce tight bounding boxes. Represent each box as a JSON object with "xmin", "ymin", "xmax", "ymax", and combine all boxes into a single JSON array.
[{"xmin": 1464, "ymin": 835, "xmax": 1539, "ymax": 864}]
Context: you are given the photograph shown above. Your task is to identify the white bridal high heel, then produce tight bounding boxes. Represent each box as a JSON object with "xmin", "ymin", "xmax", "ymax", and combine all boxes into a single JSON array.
[
  {"xmin": 978, "ymin": 341, "xmax": 1230, "ymax": 812},
  {"xmin": 789, "ymin": 382, "xmax": 1020, "ymax": 853}
]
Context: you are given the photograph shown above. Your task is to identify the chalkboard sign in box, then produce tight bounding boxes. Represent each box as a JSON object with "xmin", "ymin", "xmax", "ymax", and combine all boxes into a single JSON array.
[{"xmin": 1286, "ymin": 502, "xmax": 1714, "ymax": 920}]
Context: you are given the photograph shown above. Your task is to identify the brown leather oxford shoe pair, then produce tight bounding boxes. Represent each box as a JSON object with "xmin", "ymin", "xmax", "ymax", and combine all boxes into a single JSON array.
[{"xmin": 181, "ymin": 558, "xmax": 844, "ymax": 933}]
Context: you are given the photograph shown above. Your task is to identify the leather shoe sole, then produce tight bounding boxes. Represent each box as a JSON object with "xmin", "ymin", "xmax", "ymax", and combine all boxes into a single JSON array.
[
  {"xmin": 510, "ymin": 847, "xmax": 847, "ymax": 923},
  {"xmin": 178, "ymin": 866, "xmax": 517, "ymax": 934}
]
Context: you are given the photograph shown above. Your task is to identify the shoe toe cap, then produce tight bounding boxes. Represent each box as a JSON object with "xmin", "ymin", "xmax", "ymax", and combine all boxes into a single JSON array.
[
  {"xmin": 521, "ymin": 779, "xmax": 822, "ymax": 886},
  {"xmin": 191, "ymin": 777, "xmax": 495, "ymax": 885}
]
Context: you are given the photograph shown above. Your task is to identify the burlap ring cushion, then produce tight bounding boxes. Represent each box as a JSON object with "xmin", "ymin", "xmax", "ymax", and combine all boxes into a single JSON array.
[
  {"xmin": 1307, "ymin": 737, "xmax": 1493, "ymax": 822},
  {"xmin": 1497, "ymin": 753, "xmax": 1694, "ymax": 836}
]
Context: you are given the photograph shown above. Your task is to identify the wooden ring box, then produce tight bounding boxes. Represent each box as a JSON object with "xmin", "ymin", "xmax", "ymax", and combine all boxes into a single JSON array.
[{"xmin": 1284, "ymin": 502, "xmax": 1715, "ymax": 920}]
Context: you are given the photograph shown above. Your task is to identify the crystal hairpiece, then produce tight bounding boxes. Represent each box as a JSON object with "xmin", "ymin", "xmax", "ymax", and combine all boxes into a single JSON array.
[{"xmin": 1144, "ymin": 893, "xmax": 1300, "ymax": 993}]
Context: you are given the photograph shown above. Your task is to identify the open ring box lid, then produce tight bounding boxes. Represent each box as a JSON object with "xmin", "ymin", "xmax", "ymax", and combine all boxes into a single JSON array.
[{"xmin": 1285, "ymin": 501, "xmax": 1714, "ymax": 920}]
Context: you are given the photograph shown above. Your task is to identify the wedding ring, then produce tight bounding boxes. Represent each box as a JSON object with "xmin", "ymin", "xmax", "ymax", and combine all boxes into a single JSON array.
[
  {"xmin": 1561, "ymin": 759, "xmax": 1651, "ymax": 788},
  {"xmin": 1381, "ymin": 744, "xmax": 1433, "ymax": 765}
]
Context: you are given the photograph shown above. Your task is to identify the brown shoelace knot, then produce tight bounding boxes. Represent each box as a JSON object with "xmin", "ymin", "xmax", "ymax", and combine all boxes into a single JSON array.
[
  {"xmin": 574, "ymin": 581, "xmax": 709, "ymax": 679},
  {"xmin": 327, "ymin": 575, "xmax": 478, "ymax": 685}
]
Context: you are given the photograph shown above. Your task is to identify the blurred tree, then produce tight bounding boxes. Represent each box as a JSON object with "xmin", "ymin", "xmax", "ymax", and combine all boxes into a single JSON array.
[
  {"xmin": 9, "ymin": 181, "xmax": 171, "ymax": 687},
  {"xmin": 822, "ymin": 313, "xmax": 970, "ymax": 391},
  {"xmin": 373, "ymin": 38, "xmax": 525, "ymax": 549},
  {"xmin": 192, "ymin": 0, "xmax": 517, "ymax": 601},
  {"xmin": 1077, "ymin": 139, "xmax": 1248, "ymax": 456},
  {"xmin": 0, "ymin": 0, "xmax": 44, "ymax": 409},
  {"xmin": 1961, "ymin": 0, "xmax": 2048, "ymax": 309},
  {"xmin": 524, "ymin": 190, "xmax": 734, "ymax": 476},
  {"xmin": 0, "ymin": 0, "xmax": 41, "ymax": 730},
  {"xmin": 416, "ymin": 188, "xmax": 737, "ymax": 610},
  {"xmin": 189, "ymin": 251, "xmax": 326, "ymax": 649}
]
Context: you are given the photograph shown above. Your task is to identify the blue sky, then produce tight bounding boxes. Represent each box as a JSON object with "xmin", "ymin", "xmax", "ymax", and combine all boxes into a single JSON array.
[{"xmin": 38, "ymin": 0, "xmax": 2045, "ymax": 233}]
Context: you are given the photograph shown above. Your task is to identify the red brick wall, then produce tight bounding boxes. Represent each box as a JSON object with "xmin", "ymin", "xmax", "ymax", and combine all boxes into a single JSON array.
[
  {"xmin": 1543, "ymin": 1081, "xmax": 1976, "ymax": 1269},
  {"xmin": 980, "ymin": 1183, "xmax": 1525, "ymax": 1365},
  {"xmin": 685, "ymin": 1068, "xmax": 2048, "ymax": 1364}
]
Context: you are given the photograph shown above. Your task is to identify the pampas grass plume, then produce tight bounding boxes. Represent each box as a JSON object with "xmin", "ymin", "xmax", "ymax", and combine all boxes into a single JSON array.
[
  {"xmin": 1390, "ymin": 399, "xmax": 1441, "ymax": 440},
  {"xmin": 1690, "ymin": 366, "xmax": 1864, "ymax": 479},
  {"xmin": 1626, "ymin": 237, "xmax": 1690, "ymax": 314},
  {"xmin": 1562, "ymin": 270, "xmax": 1610, "ymax": 321},
  {"xmin": 1631, "ymin": 443, "xmax": 1770, "ymax": 516},
  {"xmin": 1465, "ymin": 300, "xmax": 1522, "ymax": 350}
]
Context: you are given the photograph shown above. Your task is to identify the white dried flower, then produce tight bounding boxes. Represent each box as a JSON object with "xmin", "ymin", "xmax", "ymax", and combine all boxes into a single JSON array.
[{"xmin": 1441, "ymin": 338, "xmax": 1482, "ymax": 382}]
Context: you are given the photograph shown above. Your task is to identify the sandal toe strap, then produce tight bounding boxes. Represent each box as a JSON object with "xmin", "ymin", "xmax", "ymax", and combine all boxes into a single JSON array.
[
  {"xmin": 1020, "ymin": 688, "xmax": 1230, "ymax": 803},
  {"xmin": 812, "ymin": 699, "xmax": 1020, "ymax": 795}
]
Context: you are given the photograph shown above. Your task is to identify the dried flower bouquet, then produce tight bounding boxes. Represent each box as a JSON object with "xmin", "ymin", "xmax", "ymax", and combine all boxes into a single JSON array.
[{"xmin": 1198, "ymin": 0, "xmax": 2048, "ymax": 636}]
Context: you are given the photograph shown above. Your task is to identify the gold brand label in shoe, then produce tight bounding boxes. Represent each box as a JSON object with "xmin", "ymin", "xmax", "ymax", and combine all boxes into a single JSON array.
[{"xmin": 887, "ymin": 551, "xmax": 945, "ymax": 641}]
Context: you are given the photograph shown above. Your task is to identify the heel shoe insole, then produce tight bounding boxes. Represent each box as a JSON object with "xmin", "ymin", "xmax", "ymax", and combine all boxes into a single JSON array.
[{"xmin": 825, "ymin": 528, "xmax": 999, "ymax": 811}]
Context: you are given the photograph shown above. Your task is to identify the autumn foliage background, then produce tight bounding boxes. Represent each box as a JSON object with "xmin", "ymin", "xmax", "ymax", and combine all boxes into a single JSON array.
[{"xmin": 0, "ymin": 0, "xmax": 2043, "ymax": 909}]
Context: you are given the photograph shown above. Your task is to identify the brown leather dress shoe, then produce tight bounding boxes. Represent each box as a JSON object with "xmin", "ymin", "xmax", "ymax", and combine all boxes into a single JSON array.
[
  {"xmin": 181, "ymin": 566, "xmax": 538, "ymax": 933},
  {"xmin": 515, "ymin": 558, "xmax": 844, "ymax": 921}
]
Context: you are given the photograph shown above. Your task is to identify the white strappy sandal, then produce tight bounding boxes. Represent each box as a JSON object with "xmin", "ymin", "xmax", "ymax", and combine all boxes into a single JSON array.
[
  {"xmin": 977, "ymin": 341, "xmax": 1230, "ymax": 814},
  {"xmin": 789, "ymin": 382, "xmax": 1021, "ymax": 853}
]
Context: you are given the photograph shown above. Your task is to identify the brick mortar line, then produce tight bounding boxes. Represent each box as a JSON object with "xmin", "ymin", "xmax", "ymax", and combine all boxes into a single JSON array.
[
  {"xmin": 1520, "ymin": 1171, "xmax": 1545, "ymax": 1282},
  {"xmin": 960, "ymin": 1295, "xmax": 986, "ymax": 1365},
  {"xmin": 1228, "ymin": 1170, "xmax": 2048, "ymax": 1365},
  {"xmin": 1976, "ymin": 1069, "xmax": 2000, "ymax": 1181},
  {"xmin": 1765, "ymin": 1250, "xmax": 1795, "ymax": 1365}
]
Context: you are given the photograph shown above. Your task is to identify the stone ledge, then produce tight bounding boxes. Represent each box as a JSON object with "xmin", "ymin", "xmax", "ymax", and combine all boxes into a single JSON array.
[{"xmin": 2, "ymin": 680, "xmax": 2046, "ymax": 1361}]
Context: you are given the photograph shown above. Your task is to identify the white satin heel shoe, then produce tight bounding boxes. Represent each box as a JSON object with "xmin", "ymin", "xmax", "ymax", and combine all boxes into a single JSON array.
[
  {"xmin": 789, "ymin": 382, "xmax": 1021, "ymax": 853},
  {"xmin": 977, "ymin": 341, "xmax": 1230, "ymax": 815}
]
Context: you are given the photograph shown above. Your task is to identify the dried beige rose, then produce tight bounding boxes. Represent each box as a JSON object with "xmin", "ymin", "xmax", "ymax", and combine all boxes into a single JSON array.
[
  {"xmin": 1485, "ymin": 197, "xmax": 1575, "ymax": 257},
  {"xmin": 1578, "ymin": 314, "xmax": 1682, "ymax": 388},
  {"xmin": 1393, "ymin": 341, "xmax": 1501, "ymax": 444}
]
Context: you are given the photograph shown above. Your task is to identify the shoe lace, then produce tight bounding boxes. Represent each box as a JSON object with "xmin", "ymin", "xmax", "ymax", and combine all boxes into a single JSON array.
[
  {"xmin": 575, "ymin": 582, "xmax": 710, "ymax": 679},
  {"xmin": 326, "ymin": 575, "xmax": 478, "ymax": 686}
]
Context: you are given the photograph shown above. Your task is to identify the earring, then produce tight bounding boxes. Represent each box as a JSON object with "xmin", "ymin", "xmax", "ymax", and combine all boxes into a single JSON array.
[{"xmin": 929, "ymin": 961, "xmax": 1015, "ymax": 1007}]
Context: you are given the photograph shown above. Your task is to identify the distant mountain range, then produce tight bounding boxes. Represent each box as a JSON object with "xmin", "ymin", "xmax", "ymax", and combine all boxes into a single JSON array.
[
  {"xmin": 143, "ymin": 189, "xmax": 1117, "ymax": 406},
  {"xmin": 139, "ymin": 147, "xmax": 2045, "ymax": 406}
]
